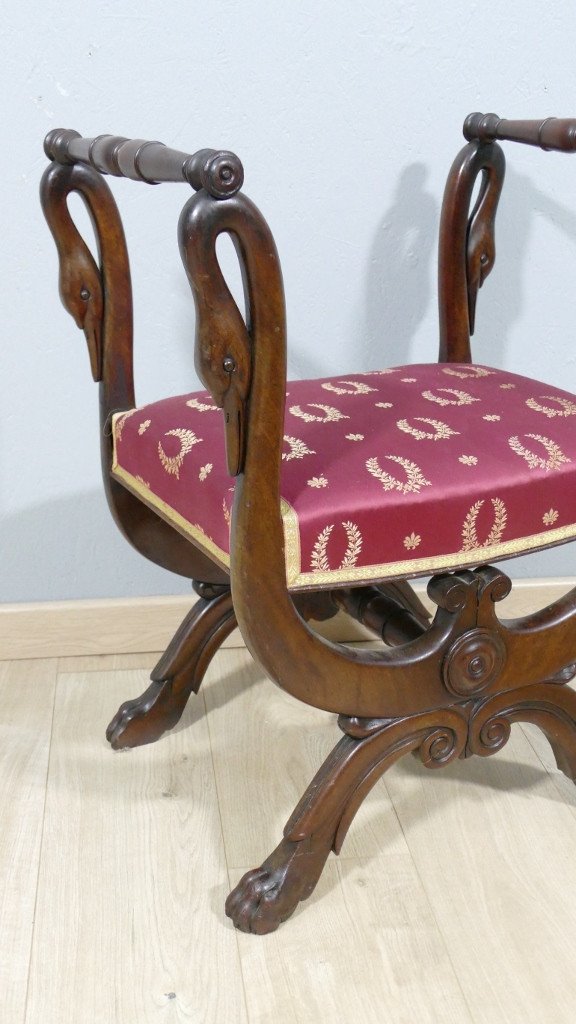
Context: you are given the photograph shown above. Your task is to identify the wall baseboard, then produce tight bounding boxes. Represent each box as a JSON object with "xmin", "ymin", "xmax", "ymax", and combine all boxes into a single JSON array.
[{"xmin": 1, "ymin": 578, "xmax": 575, "ymax": 661}]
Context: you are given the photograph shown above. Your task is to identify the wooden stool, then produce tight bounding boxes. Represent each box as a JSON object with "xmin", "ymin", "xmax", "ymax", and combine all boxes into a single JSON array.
[{"xmin": 41, "ymin": 114, "xmax": 576, "ymax": 933}]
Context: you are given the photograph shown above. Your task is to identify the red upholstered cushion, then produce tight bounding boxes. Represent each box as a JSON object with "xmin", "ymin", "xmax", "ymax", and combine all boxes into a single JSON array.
[{"xmin": 111, "ymin": 363, "xmax": 576, "ymax": 588}]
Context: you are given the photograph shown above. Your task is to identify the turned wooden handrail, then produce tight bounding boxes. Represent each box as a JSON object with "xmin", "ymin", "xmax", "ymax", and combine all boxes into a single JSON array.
[
  {"xmin": 464, "ymin": 113, "xmax": 576, "ymax": 153},
  {"xmin": 41, "ymin": 139, "xmax": 231, "ymax": 585},
  {"xmin": 44, "ymin": 129, "xmax": 244, "ymax": 198},
  {"xmin": 439, "ymin": 110, "xmax": 576, "ymax": 363}
]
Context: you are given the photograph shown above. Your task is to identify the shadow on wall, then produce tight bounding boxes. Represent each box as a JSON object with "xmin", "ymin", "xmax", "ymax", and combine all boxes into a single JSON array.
[
  {"xmin": 362, "ymin": 162, "xmax": 438, "ymax": 368},
  {"xmin": 358, "ymin": 161, "xmax": 576, "ymax": 374},
  {"xmin": 473, "ymin": 164, "xmax": 576, "ymax": 368},
  {"xmin": 0, "ymin": 491, "xmax": 191, "ymax": 604},
  {"xmin": 288, "ymin": 163, "xmax": 439, "ymax": 383},
  {"xmin": 279, "ymin": 160, "xmax": 576, "ymax": 384}
]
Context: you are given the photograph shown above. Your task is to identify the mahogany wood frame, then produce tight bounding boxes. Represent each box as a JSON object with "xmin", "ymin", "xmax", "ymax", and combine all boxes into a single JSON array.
[{"xmin": 41, "ymin": 116, "xmax": 576, "ymax": 934}]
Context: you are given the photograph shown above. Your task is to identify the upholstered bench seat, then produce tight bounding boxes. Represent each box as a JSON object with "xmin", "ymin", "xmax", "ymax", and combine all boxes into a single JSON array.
[
  {"xmin": 43, "ymin": 118, "xmax": 576, "ymax": 934},
  {"xmin": 112, "ymin": 362, "xmax": 576, "ymax": 588}
]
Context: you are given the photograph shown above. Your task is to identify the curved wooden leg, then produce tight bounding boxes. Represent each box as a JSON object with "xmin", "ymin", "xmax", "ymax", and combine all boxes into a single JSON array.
[
  {"xmin": 105, "ymin": 586, "xmax": 342, "ymax": 750},
  {"xmin": 106, "ymin": 583, "xmax": 236, "ymax": 749},
  {"xmin": 225, "ymin": 705, "xmax": 469, "ymax": 933},
  {"xmin": 468, "ymin": 682, "xmax": 576, "ymax": 783}
]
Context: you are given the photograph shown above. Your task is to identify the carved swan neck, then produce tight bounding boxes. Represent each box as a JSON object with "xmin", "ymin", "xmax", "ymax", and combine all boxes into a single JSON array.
[
  {"xmin": 40, "ymin": 160, "xmax": 135, "ymax": 419},
  {"xmin": 438, "ymin": 139, "xmax": 505, "ymax": 362},
  {"xmin": 179, "ymin": 187, "xmax": 287, "ymax": 520}
]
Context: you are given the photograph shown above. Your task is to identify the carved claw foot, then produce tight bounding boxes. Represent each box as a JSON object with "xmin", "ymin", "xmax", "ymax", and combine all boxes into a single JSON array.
[
  {"xmin": 225, "ymin": 833, "xmax": 333, "ymax": 934},
  {"xmin": 106, "ymin": 678, "xmax": 189, "ymax": 749},
  {"xmin": 106, "ymin": 584, "xmax": 236, "ymax": 749},
  {"xmin": 226, "ymin": 710, "xmax": 471, "ymax": 933}
]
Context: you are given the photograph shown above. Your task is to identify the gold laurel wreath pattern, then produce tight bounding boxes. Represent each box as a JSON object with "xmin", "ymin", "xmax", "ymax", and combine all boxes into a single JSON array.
[
  {"xmin": 114, "ymin": 409, "xmax": 137, "ymax": 442},
  {"xmin": 186, "ymin": 397, "xmax": 219, "ymax": 412},
  {"xmin": 366, "ymin": 455, "xmax": 431, "ymax": 495},
  {"xmin": 461, "ymin": 498, "xmax": 508, "ymax": 551},
  {"xmin": 321, "ymin": 380, "xmax": 378, "ymax": 395},
  {"xmin": 289, "ymin": 403, "xmax": 350, "ymax": 423},
  {"xmin": 525, "ymin": 396, "xmax": 576, "ymax": 418},
  {"xmin": 158, "ymin": 429, "xmax": 202, "ymax": 478},
  {"xmin": 282, "ymin": 435, "xmax": 317, "ymax": 461},
  {"xmin": 396, "ymin": 417, "xmax": 459, "ymax": 441},
  {"xmin": 441, "ymin": 366, "xmax": 495, "ymax": 380},
  {"xmin": 421, "ymin": 388, "xmax": 480, "ymax": 407},
  {"xmin": 311, "ymin": 521, "xmax": 363, "ymax": 572},
  {"xmin": 120, "ymin": 369, "xmax": 576, "ymax": 582},
  {"xmin": 508, "ymin": 433, "xmax": 570, "ymax": 471}
]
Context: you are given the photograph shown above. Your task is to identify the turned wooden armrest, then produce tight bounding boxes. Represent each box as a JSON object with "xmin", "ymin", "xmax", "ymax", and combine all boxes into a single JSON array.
[
  {"xmin": 44, "ymin": 129, "xmax": 244, "ymax": 198},
  {"xmin": 464, "ymin": 113, "xmax": 576, "ymax": 153},
  {"xmin": 440, "ymin": 110, "xmax": 576, "ymax": 369}
]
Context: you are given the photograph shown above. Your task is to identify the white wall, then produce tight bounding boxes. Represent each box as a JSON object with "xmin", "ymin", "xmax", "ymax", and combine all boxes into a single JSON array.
[{"xmin": 2, "ymin": 0, "xmax": 576, "ymax": 603}]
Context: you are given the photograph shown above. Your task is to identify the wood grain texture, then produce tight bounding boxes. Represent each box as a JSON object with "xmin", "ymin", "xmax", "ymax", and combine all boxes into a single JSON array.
[
  {"xmin": 5, "ymin": 651, "xmax": 576, "ymax": 1019},
  {"xmin": 228, "ymin": 856, "xmax": 473, "ymax": 1024},
  {"xmin": 0, "ymin": 660, "xmax": 56, "ymax": 1024},
  {"xmin": 521, "ymin": 716, "xmax": 576, "ymax": 811},
  {"xmin": 204, "ymin": 646, "xmax": 393, "ymax": 868},
  {"xmin": 25, "ymin": 669, "xmax": 246, "ymax": 1024},
  {"xmin": 384, "ymin": 724, "xmax": 576, "ymax": 1024},
  {"xmin": 205, "ymin": 652, "xmax": 472, "ymax": 1019}
]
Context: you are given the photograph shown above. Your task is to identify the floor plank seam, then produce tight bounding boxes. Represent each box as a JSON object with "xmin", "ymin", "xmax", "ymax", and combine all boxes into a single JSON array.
[
  {"xmin": 518, "ymin": 723, "xmax": 554, "ymax": 772},
  {"xmin": 21, "ymin": 661, "xmax": 59, "ymax": 1024},
  {"xmin": 202, "ymin": 687, "xmax": 252, "ymax": 1023},
  {"xmin": 519, "ymin": 722, "xmax": 576, "ymax": 808},
  {"xmin": 381, "ymin": 775, "xmax": 478, "ymax": 1023}
]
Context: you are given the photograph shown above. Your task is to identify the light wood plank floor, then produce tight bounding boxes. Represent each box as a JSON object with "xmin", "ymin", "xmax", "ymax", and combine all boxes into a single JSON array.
[{"xmin": 3, "ymin": 647, "xmax": 576, "ymax": 1023}]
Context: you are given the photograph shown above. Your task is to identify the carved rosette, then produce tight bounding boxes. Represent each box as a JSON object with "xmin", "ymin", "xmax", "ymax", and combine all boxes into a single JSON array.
[{"xmin": 442, "ymin": 627, "xmax": 506, "ymax": 697}]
